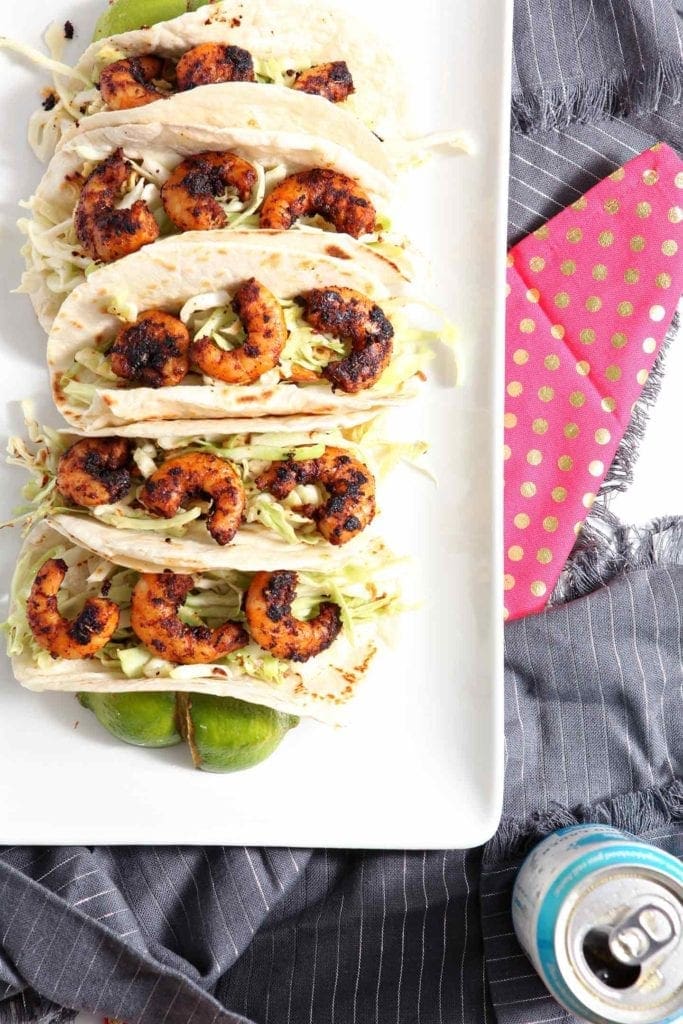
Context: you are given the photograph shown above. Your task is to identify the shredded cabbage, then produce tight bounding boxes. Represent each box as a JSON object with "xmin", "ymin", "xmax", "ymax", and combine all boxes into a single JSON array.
[
  {"xmin": 5, "ymin": 411, "xmax": 427, "ymax": 547},
  {"xmin": 6, "ymin": 541, "xmax": 404, "ymax": 689},
  {"xmin": 18, "ymin": 155, "xmax": 287, "ymax": 309},
  {"xmin": 3, "ymin": 26, "xmax": 372, "ymax": 162},
  {"xmin": 60, "ymin": 291, "xmax": 453, "ymax": 412}
]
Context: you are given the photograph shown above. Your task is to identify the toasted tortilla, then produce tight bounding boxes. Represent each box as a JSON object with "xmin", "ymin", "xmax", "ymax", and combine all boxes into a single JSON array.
[
  {"xmin": 49, "ymin": 512, "xmax": 372, "ymax": 573},
  {"xmin": 48, "ymin": 230, "xmax": 415, "ymax": 432},
  {"xmin": 65, "ymin": 0, "xmax": 406, "ymax": 142},
  {"xmin": 24, "ymin": 110, "xmax": 398, "ymax": 332},
  {"xmin": 59, "ymin": 84, "xmax": 397, "ymax": 181},
  {"xmin": 44, "ymin": 418, "xmax": 381, "ymax": 572},
  {"xmin": 11, "ymin": 522, "xmax": 387, "ymax": 724}
]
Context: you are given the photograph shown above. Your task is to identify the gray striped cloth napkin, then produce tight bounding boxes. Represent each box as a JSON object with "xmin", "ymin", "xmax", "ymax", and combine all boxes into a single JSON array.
[{"xmin": 0, "ymin": 2, "xmax": 682, "ymax": 1022}]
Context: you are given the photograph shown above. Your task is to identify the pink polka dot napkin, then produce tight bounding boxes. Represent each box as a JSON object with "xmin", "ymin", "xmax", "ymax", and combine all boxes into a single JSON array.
[{"xmin": 504, "ymin": 143, "xmax": 683, "ymax": 621}]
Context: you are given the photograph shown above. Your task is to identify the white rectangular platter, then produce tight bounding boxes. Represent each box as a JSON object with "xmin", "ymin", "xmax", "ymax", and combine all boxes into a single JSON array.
[{"xmin": 0, "ymin": 0, "xmax": 510, "ymax": 848}]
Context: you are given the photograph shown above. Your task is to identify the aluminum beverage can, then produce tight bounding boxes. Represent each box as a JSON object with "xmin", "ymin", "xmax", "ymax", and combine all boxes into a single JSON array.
[{"xmin": 512, "ymin": 824, "xmax": 683, "ymax": 1024}]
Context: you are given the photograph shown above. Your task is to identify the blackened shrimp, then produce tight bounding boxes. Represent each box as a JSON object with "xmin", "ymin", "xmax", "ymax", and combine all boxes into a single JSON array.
[
  {"xmin": 297, "ymin": 287, "xmax": 394, "ymax": 393},
  {"xmin": 130, "ymin": 572, "xmax": 248, "ymax": 664},
  {"xmin": 190, "ymin": 278, "xmax": 287, "ymax": 385},
  {"xmin": 99, "ymin": 56, "xmax": 167, "ymax": 111},
  {"xmin": 160, "ymin": 152, "xmax": 257, "ymax": 232},
  {"xmin": 244, "ymin": 571, "xmax": 342, "ymax": 662},
  {"xmin": 74, "ymin": 150, "xmax": 160, "ymax": 263},
  {"xmin": 259, "ymin": 169, "xmax": 376, "ymax": 238},
  {"xmin": 292, "ymin": 61, "xmax": 355, "ymax": 103},
  {"xmin": 176, "ymin": 43, "xmax": 255, "ymax": 91},
  {"xmin": 256, "ymin": 447, "xmax": 375, "ymax": 545},
  {"xmin": 57, "ymin": 438, "xmax": 132, "ymax": 508},
  {"xmin": 27, "ymin": 558, "xmax": 120, "ymax": 660},
  {"xmin": 139, "ymin": 453, "xmax": 246, "ymax": 545},
  {"xmin": 110, "ymin": 310, "xmax": 190, "ymax": 388}
]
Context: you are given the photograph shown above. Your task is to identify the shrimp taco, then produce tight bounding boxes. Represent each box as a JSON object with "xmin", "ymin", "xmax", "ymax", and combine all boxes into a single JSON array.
[
  {"xmin": 48, "ymin": 231, "xmax": 452, "ymax": 432},
  {"xmin": 7, "ymin": 410, "xmax": 426, "ymax": 572},
  {"xmin": 25, "ymin": 0, "xmax": 405, "ymax": 160},
  {"xmin": 21, "ymin": 114, "xmax": 403, "ymax": 332},
  {"xmin": 7, "ymin": 522, "xmax": 403, "ymax": 724}
]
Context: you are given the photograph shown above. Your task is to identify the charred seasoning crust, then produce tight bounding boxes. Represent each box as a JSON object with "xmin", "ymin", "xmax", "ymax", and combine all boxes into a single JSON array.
[
  {"xmin": 298, "ymin": 289, "xmax": 394, "ymax": 392},
  {"xmin": 183, "ymin": 160, "xmax": 253, "ymax": 200},
  {"xmin": 139, "ymin": 455, "xmax": 246, "ymax": 545},
  {"xmin": 128, "ymin": 55, "xmax": 162, "ymax": 86},
  {"xmin": 137, "ymin": 574, "xmax": 249, "ymax": 659},
  {"xmin": 74, "ymin": 149, "xmax": 159, "ymax": 261},
  {"xmin": 82, "ymin": 450, "xmax": 131, "ymax": 502},
  {"xmin": 176, "ymin": 43, "xmax": 255, "ymax": 90},
  {"xmin": 57, "ymin": 438, "xmax": 132, "ymax": 505},
  {"xmin": 110, "ymin": 313, "xmax": 189, "ymax": 387},
  {"xmin": 293, "ymin": 60, "xmax": 355, "ymax": 103},
  {"xmin": 68, "ymin": 603, "xmax": 107, "ymax": 645},
  {"xmin": 260, "ymin": 169, "xmax": 376, "ymax": 238},
  {"xmin": 263, "ymin": 570, "xmax": 298, "ymax": 623},
  {"xmin": 255, "ymin": 449, "xmax": 375, "ymax": 545},
  {"xmin": 113, "ymin": 324, "xmax": 182, "ymax": 371},
  {"xmin": 256, "ymin": 571, "xmax": 342, "ymax": 663}
]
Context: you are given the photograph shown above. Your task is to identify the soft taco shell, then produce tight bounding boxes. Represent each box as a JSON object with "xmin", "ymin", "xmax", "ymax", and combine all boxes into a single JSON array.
[
  {"xmin": 49, "ymin": 511, "xmax": 374, "ymax": 573},
  {"xmin": 60, "ymin": 84, "xmax": 397, "ymax": 183},
  {"xmin": 48, "ymin": 230, "xmax": 415, "ymax": 432},
  {"xmin": 67, "ymin": 0, "xmax": 406, "ymax": 141},
  {"xmin": 11, "ymin": 522, "xmax": 384, "ymax": 724},
  {"xmin": 25, "ymin": 113, "xmax": 396, "ymax": 332}
]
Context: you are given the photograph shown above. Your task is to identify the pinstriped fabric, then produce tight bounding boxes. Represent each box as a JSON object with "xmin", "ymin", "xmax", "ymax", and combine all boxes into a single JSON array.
[
  {"xmin": 212, "ymin": 849, "xmax": 493, "ymax": 1024},
  {"xmin": 511, "ymin": 0, "xmax": 683, "ymax": 135},
  {"xmin": 484, "ymin": 567, "xmax": 683, "ymax": 1023},
  {"xmin": 509, "ymin": 112, "xmax": 683, "ymax": 244},
  {"xmin": 0, "ymin": 570, "xmax": 680, "ymax": 1024},
  {"xmin": 501, "ymin": 569, "xmax": 683, "ymax": 820},
  {"xmin": 1, "ymin": 3, "xmax": 683, "ymax": 1023}
]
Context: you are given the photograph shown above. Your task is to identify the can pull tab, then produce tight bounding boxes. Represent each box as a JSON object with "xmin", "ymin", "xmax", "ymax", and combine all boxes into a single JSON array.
[{"xmin": 608, "ymin": 897, "xmax": 681, "ymax": 967}]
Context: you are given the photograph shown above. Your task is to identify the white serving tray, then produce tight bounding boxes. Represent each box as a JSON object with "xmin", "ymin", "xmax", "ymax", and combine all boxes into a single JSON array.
[{"xmin": 0, "ymin": 0, "xmax": 510, "ymax": 848}]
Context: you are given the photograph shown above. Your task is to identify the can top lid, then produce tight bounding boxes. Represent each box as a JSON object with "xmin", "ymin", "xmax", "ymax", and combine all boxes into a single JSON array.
[{"xmin": 561, "ymin": 868, "xmax": 683, "ymax": 1024}]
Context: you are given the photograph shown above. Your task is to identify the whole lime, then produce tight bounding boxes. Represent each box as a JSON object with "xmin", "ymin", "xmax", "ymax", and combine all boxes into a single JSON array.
[
  {"xmin": 78, "ymin": 691, "xmax": 182, "ymax": 747},
  {"xmin": 93, "ymin": 0, "xmax": 211, "ymax": 41},
  {"xmin": 180, "ymin": 693, "xmax": 299, "ymax": 773}
]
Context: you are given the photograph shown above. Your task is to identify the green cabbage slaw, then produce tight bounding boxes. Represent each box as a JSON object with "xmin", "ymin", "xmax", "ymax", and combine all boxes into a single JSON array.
[
  {"xmin": 19, "ymin": 141, "xmax": 406, "ymax": 313},
  {"xmin": 6, "ymin": 404, "xmax": 427, "ymax": 546},
  {"xmin": 0, "ymin": 20, "xmax": 361, "ymax": 163},
  {"xmin": 5, "ymin": 538, "xmax": 404, "ymax": 686},
  {"xmin": 18, "ymin": 152, "xmax": 289, "ymax": 307},
  {"xmin": 59, "ymin": 291, "xmax": 454, "ymax": 409}
]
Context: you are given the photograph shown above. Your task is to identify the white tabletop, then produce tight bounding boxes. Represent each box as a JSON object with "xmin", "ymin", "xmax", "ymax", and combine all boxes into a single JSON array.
[{"xmin": 610, "ymin": 303, "xmax": 683, "ymax": 523}]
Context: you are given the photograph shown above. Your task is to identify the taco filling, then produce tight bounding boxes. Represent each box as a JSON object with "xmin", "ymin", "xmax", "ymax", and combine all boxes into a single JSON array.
[
  {"xmin": 7, "ymin": 411, "xmax": 426, "ymax": 556},
  {"xmin": 21, "ymin": 145, "xmax": 402, "ymax": 318},
  {"xmin": 7, "ymin": 527, "xmax": 403, "ymax": 724}
]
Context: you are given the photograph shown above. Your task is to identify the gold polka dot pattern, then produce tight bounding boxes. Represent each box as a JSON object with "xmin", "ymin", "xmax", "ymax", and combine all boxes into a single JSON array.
[{"xmin": 504, "ymin": 143, "xmax": 682, "ymax": 619}]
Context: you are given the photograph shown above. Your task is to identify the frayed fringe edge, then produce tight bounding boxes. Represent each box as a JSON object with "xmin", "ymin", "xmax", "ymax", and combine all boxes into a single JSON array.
[
  {"xmin": 0, "ymin": 992, "xmax": 75, "ymax": 1024},
  {"xmin": 550, "ymin": 511, "xmax": 683, "ymax": 605},
  {"xmin": 486, "ymin": 779, "xmax": 683, "ymax": 864},
  {"xmin": 601, "ymin": 313, "xmax": 678, "ymax": 494},
  {"xmin": 511, "ymin": 58, "xmax": 683, "ymax": 134}
]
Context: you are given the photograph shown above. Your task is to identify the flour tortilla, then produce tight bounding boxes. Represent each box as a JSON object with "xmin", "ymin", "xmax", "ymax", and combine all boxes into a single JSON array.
[
  {"xmin": 50, "ymin": 511, "xmax": 373, "ymax": 573},
  {"xmin": 25, "ymin": 111, "xmax": 398, "ymax": 332},
  {"xmin": 66, "ymin": 0, "xmax": 406, "ymax": 141},
  {"xmin": 46, "ymin": 418, "xmax": 380, "ymax": 572},
  {"xmin": 60, "ymin": 85, "xmax": 397, "ymax": 182},
  {"xmin": 48, "ymin": 230, "xmax": 415, "ymax": 432},
  {"xmin": 11, "ymin": 522, "xmax": 388, "ymax": 724}
]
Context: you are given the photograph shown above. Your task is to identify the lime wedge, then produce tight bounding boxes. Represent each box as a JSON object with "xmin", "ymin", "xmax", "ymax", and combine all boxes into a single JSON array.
[{"xmin": 93, "ymin": 0, "xmax": 211, "ymax": 41}]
